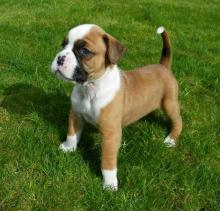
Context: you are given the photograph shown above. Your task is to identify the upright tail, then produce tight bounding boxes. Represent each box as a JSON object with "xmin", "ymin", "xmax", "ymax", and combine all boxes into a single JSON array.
[{"xmin": 157, "ymin": 26, "xmax": 172, "ymax": 69}]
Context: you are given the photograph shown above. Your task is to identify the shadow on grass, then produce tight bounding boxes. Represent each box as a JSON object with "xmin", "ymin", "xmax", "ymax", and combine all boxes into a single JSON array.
[
  {"xmin": 140, "ymin": 111, "xmax": 170, "ymax": 132},
  {"xmin": 1, "ymin": 83, "xmax": 170, "ymax": 175},
  {"xmin": 1, "ymin": 83, "xmax": 69, "ymax": 136},
  {"xmin": 79, "ymin": 125, "xmax": 101, "ymax": 176},
  {"xmin": 1, "ymin": 83, "xmax": 100, "ymax": 176}
]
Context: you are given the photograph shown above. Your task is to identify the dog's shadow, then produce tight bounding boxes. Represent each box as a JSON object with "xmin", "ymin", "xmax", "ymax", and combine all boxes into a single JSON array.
[
  {"xmin": 140, "ymin": 111, "xmax": 170, "ymax": 130},
  {"xmin": 1, "ymin": 83, "xmax": 72, "ymax": 138},
  {"xmin": 1, "ymin": 83, "xmax": 100, "ymax": 175},
  {"xmin": 1, "ymin": 83, "xmax": 170, "ymax": 176}
]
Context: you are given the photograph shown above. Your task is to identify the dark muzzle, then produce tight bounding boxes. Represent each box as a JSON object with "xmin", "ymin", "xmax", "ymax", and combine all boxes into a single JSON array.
[{"xmin": 73, "ymin": 66, "xmax": 88, "ymax": 84}]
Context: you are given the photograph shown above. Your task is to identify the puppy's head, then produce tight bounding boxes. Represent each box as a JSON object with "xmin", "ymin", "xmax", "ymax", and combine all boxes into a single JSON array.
[{"xmin": 51, "ymin": 24, "xmax": 126, "ymax": 84}]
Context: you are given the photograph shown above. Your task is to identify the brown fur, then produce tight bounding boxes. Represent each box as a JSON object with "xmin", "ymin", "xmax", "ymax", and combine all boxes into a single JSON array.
[
  {"xmin": 98, "ymin": 86, "xmax": 124, "ymax": 170},
  {"xmin": 103, "ymin": 33, "xmax": 126, "ymax": 65},
  {"xmin": 67, "ymin": 108, "xmax": 82, "ymax": 136},
  {"xmin": 159, "ymin": 30, "xmax": 172, "ymax": 69},
  {"xmin": 98, "ymin": 64, "xmax": 182, "ymax": 169},
  {"xmin": 67, "ymin": 26, "xmax": 182, "ymax": 171},
  {"xmin": 75, "ymin": 27, "xmax": 126, "ymax": 80}
]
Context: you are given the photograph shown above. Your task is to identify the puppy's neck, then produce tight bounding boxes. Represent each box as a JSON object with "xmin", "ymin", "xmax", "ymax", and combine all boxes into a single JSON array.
[
  {"xmin": 78, "ymin": 65, "xmax": 120, "ymax": 86},
  {"xmin": 93, "ymin": 65, "xmax": 120, "ymax": 85},
  {"xmin": 75, "ymin": 65, "xmax": 121, "ymax": 100}
]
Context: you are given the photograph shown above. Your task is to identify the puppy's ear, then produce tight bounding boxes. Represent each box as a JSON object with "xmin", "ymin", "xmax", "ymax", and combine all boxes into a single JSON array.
[{"xmin": 103, "ymin": 34, "xmax": 126, "ymax": 65}]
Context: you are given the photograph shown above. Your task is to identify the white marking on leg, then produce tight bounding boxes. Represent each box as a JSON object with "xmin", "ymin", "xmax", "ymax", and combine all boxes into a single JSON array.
[
  {"xmin": 164, "ymin": 135, "xmax": 176, "ymax": 147},
  {"xmin": 102, "ymin": 168, "xmax": 118, "ymax": 191},
  {"xmin": 59, "ymin": 133, "xmax": 80, "ymax": 152}
]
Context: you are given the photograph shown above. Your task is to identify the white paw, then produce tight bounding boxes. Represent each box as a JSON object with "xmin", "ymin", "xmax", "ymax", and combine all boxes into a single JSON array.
[
  {"xmin": 59, "ymin": 135, "xmax": 77, "ymax": 152},
  {"xmin": 103, "ymin": 182, "xmax": 118, "ymax": 191},
  {"xmin": 102, "ymin": 169, "xmax": 118, "ymax": 191},
  {"xmin": 164, "ymin": 136, "xmax": 176, "ymax": 147},
  {"xmin": 59, "ymin": 142, "xmax": 75, "ymax": 152}
]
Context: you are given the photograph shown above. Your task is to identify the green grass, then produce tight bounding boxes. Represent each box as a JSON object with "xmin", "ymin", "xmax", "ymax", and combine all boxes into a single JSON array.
[{"xmin": 0, "ymin": 0, "xmax": 219, "ymax": 210}]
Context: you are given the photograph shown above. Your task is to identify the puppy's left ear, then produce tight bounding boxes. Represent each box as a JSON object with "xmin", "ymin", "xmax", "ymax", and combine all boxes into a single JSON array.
[{"xmin": 103, "ymin": 34, "xmax": 126, "ymax": 65}]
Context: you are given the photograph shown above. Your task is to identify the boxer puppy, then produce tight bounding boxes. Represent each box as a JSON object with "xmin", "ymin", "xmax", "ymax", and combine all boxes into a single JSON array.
[{"xmin": 51, "ymin": 24, "xmax": 182, "ymax": 190}]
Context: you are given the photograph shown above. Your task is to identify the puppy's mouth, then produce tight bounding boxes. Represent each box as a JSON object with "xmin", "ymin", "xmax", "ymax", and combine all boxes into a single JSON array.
[
  {"xmin": 73, "ymin": 66, "xmax": 88, "ymax": 84},
  {"xmin": 55, "ymin": 69, "xmax": 74, "ymax": 82},
  {"xmin": 55, "ymin": 67, "xmax": 88, "ymax": 84}
]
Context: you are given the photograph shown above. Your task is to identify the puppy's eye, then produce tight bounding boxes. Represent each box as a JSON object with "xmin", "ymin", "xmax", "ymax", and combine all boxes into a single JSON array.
[{"xmin": 78, "ymin": 48, "xmax": 92, "ymax": 56}]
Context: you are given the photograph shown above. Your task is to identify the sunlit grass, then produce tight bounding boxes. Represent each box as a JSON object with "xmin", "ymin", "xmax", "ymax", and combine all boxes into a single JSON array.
[{"xmin": 0, "ymin": 0, "xmax": 219, "ymax": 210}]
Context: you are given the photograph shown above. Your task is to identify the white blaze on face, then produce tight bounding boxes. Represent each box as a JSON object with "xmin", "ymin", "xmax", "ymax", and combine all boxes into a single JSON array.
[
  {"xmin": 51, "ymin": 24, "xmax": 95, "ymax": 80},
  {"xmin": 68, "ymin": 24, "xmax": 95, "ymax": 44}
]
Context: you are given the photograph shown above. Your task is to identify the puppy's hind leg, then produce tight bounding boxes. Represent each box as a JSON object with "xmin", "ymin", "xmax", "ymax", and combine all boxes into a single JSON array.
[
  {"xmin": 59, "ymin": 108, "xmax": 83, "ymax": 152},
  {"xmin": 162, "ymin": 96, "xmax": 182, "ymax": 147}
]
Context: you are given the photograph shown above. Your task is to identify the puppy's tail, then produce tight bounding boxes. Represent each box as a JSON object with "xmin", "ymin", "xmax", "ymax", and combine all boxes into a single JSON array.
[{"xmin": 157, "ymin": 26, "xmax": 172, "ymax": 69}]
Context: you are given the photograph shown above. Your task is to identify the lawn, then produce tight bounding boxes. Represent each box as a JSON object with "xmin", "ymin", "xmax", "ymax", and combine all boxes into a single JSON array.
[{"xmin": 0, "ymin": 0, "xmax": 219, "ymax": 210}]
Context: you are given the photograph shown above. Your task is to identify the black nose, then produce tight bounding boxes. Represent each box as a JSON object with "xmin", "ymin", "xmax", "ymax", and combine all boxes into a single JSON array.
[{"xmin": 57, "ymin": 55, "xmax": 65, "ymax": 66}]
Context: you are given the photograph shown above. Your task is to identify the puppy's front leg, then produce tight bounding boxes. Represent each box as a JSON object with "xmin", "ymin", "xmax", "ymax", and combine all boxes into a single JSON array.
[
  {"xmin": 59, "ymin": 108, "xmax": 83, "ymax": 152},
  {"xmin": 100, "ymin": 124, "xmax": 121, "ymax": 191}
]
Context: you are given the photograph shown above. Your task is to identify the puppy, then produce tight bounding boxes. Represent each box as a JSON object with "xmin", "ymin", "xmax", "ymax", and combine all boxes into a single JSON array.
[{"xmin": 51, "ymin": 24, "xmax": 182, "ymax": 190}]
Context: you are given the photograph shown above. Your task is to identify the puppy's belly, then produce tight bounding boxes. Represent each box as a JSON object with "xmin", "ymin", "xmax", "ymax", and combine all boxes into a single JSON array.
[
  {"xmin": 122, "ymin": 103, "xmax": 160, "ymax": 127},
  {"xmin": 122, "ymin": 91, "xmax": 163, "ymax": 127},
  {"xmin": 121, "ymin": 69, "xmax": 165, "ymax": 127}
]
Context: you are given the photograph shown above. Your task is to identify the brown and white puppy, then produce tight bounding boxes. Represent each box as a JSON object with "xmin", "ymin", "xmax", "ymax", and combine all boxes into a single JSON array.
[{"xmin": 51, "ymin": 24, "xmax": 182, "ymax": 190}]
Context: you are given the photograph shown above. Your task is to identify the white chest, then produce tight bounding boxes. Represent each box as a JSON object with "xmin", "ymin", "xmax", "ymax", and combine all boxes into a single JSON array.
[
  {"xmin": 71, "ymin": 66, "xmax": 121, "ymax": 125},
  {"xmin": 71, "ymin": 88, "xmax": 100, "ymax": 125}
]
